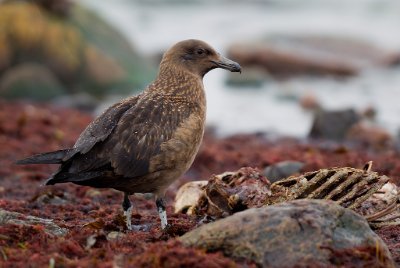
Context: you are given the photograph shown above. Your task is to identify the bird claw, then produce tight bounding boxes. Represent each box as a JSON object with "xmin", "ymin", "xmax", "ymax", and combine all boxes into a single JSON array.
[{"xmin": 162, "ymin": 223, "xmax": 173, "ymax": 232}]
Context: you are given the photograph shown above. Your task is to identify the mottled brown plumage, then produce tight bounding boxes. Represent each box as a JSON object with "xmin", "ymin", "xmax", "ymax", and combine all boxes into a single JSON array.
[{"xmin": 17, "ymin": 39, "xmax": 241, "ymax": 230}]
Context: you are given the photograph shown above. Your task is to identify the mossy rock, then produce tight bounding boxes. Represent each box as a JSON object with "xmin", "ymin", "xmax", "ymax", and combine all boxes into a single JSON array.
[{"xmin": 0, "ymin": 1, "xmax": 156, "ymax": 100}]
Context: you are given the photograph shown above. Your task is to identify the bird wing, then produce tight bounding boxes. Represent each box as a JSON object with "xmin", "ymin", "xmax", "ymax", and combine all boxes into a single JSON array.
[
  {"xmin": 63, "ymin": 96, "xmax": 140, "ymax": 161},
  {"xmin": 66, "ymin": 93, "xmax": 194, "ymax": 179},
  {"xmin": 109, "ymin": 94, "xmax": 193, "ymax": 177}
]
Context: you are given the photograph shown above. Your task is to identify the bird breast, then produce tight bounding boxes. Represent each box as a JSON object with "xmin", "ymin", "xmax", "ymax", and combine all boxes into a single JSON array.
[{"xmin": 149, "ymin": 108, "xmax": 206, "ymax": 177}]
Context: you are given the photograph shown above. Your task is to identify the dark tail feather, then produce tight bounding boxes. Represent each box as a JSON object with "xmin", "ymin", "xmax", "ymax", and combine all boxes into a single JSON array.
[
  {"xmin": 16, "ymin": 149, "xmax": 71, "ymax": 165},
  {"xmin": 45, "ymin": 170, "xmax": 110, "ymax": 185}
]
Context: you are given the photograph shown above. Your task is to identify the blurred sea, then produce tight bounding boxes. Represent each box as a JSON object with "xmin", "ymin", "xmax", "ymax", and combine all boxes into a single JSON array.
[{"xmin": 83, "ymin": 0, "xmax": 400, "ymax": 138}]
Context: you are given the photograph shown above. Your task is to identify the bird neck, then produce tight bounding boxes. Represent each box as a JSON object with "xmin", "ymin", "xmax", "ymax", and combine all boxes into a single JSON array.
[{"xmin": 152, "ymin": 64, "xmax": 206, "ymax": 105}]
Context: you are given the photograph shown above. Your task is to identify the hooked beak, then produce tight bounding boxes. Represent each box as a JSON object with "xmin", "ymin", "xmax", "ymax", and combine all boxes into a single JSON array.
[{"xmin": 211, "ymin": 55, "xmax": 242, "ymax": 73}]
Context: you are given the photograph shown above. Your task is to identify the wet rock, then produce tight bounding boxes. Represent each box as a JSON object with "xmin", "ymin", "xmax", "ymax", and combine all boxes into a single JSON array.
[
  {"xmin": 180, "ymin": 199, "xmax": 395, "ymax": 268},
  {"xmin": 0, "ymin": 1, "xmax": 156, "ymax": 101},
  {"xmin": 227, "ymin": 35, "xmax": 400, "ymax": 78},
  {"xmin": 175, "ymin": 167, "xmax": 270, "ymax": 218},
  {"xmin": 263, "ymin": 160, "xmax": 304, "ymax": 183},
  {"xmin": 0, "ymin": 209, "xmax": 68, "ymax": 236},
  {"xmin": 309, "ymin": 108, "xmax": 361, "ymax": 141}
]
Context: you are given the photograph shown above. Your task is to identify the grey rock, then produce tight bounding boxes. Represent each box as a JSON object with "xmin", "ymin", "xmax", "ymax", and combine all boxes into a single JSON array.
[
  {"xmin": 263, "ymin": 160, "xmax": 304, "ymax": 183},
  {"xmin": 309, "ymin": 108, "xmax": 360, "ymax": 141},
  {"xmin": 180, "ymin": 199, "xmax": 395, "ymax": 267},
  {"xmin": 0, "ymin": 209, "xmax": 68, "ymax": 236}
]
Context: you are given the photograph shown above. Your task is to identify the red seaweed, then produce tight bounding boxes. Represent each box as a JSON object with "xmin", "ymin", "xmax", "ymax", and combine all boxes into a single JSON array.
[{"xmin": 1, "ymin": 100, "xmax": 399, "ymax": 267}]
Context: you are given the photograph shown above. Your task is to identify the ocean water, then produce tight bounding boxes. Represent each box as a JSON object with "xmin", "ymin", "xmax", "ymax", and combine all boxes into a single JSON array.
[{"xmin": 83, "ymin": 0, "xmax": 400, "ymax": 137}]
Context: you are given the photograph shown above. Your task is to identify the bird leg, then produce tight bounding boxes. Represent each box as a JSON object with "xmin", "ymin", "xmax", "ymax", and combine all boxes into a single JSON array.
[
  {"xmin": 156, "ymin": 197, "xmax": 168, "ymax": 229},
  {"xmin": 122, "ymin": 192, "xmax": 133, "ymax": 231}
]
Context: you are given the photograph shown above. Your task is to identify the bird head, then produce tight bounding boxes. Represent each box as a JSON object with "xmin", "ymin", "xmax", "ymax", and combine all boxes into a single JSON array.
[{"xmin": 160, "ymin": 39, "xmax": 241, "ymax": 78}]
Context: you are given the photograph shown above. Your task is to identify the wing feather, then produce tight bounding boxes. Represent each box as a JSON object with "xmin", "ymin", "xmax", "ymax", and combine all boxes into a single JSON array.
[
  {"xmin": 110, "ymin": 96, "xmax": 193, "ymax": 177},
  {"xmin": 62, "ymin": 96, "xmax": 139, "ymax": 163},
  {"xmin": 65, "ymin": 92, "xmax": 194, "ymax": 179}
]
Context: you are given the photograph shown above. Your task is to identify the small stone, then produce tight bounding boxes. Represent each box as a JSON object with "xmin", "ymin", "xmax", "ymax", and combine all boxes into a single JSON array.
[
  {"xmin": 263, "ymin": 160, "xmax": 304, "ymax": 183},
  {"xmin": 85, "ymin": 189, "xmax": 102, "ymax": 198},
  {"xmin": 309, "ymin": 108, "xmax": 360, "ymax": 141},
  {"xmin": 0, "ymin": 209, "xmax": 68, "ymax": 236},
  {"xmin": 106, "ymin": 231, "xmax": 126, "ymax": 241}
]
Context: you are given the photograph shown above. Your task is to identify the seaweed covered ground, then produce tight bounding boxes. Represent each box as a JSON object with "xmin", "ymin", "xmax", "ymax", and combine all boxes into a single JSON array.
[{"xmin": 1, "ymin": 100, "xmax": 399, "ymax": 267}]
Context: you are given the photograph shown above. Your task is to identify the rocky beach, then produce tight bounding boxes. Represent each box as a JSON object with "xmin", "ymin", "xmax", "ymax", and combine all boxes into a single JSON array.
[
  {"xmin": 1, "ymin": 101, "xmax": 400, "ymax": 267},
  {"xmin": 1, "ymin": 0, "xmax": 400, "ymax": 267}
]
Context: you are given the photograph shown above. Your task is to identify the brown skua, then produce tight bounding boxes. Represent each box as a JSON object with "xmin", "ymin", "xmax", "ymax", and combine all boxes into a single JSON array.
[{"xmin": 17, "ymin": 39, "xmax": 241, "ymax": 230}]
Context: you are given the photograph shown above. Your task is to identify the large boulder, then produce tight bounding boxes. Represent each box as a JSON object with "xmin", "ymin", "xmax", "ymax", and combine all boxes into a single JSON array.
[
  {"xmin": 0, "ymin": 1, "xmax": 156, "ymax": 101},
  {"xmin": 180, "ymin": 199, "xmax": 395, "ymax": 267}
]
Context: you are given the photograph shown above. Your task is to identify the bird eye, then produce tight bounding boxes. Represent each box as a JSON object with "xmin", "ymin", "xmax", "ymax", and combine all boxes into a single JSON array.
[{"xmin": 196, "ymin": 49, "xmax": 205, "ymax": 55}]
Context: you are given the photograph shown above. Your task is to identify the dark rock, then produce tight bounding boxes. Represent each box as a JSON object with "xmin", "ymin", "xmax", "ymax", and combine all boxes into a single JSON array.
[
  {"xmin": 263, "ymin": 160, "xmax": 304, "ymax": 183},
  {"xmin": 0, "ymin": 209, "xmax": 68, "ymax": 236},
  {"xmin": 227, "ymin": 35, "xmax": 400, "ymax": 78},
  {"xmin": 180, "ymin": 199, "xmax": 395, "ymax": 268},
  {"xmin": 309, "ymin": 108, "xmax": 361, "ymax": 141}
]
